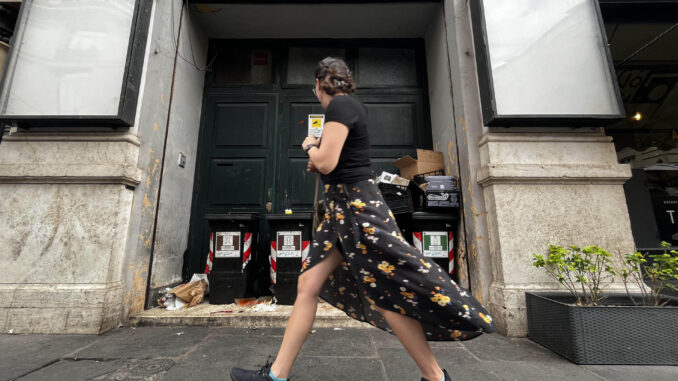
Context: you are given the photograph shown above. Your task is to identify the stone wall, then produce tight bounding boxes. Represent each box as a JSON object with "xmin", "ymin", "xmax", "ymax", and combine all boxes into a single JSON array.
[{"xmin": 0, "ymin": 135, "xmax": 140, "ymax": 333}]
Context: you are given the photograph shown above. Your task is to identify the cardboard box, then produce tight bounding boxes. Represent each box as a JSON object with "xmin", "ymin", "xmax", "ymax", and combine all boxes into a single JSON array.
[{"xmin": 392, "ymin": 149, "xmax": 445, "ymax": 180}]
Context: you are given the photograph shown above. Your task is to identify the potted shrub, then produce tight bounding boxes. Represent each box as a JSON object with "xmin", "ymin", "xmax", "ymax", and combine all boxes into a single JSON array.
[{"xmin": 526, "ymin": 244, "xmax": 678, "ymax": 365}]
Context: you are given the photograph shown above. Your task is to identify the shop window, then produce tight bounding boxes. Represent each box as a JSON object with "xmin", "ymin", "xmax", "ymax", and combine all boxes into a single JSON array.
[
  {"xmin": 0, "ymin": 0, "xmax": 152, "ymax": 127},
  {"xmin": 357, "ymin": 47, "xmax": 417, "ymax": 87},
  {"xmin": 286, "ymin": 47, "xmax": 345, "ymax": 85},
  {"xmin": 0, "ymin": 2, "xmax": 18, "ymax": 139},
  {"xmin": 601, "ymin": 2, "xmax": 678, "ymax": 251},
  {"xmin": 470, "ymin": 0, "xmax": 624, "ymax": 126},
  {"xmin": 212, "ymin": 47, "xmax": 273, "ymax": 86}
]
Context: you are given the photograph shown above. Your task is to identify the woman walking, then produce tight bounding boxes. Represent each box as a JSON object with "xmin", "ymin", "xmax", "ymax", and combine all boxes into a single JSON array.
[{"xmin": 230, "ymin": 57, "xmax": 496, "ymax": 381}]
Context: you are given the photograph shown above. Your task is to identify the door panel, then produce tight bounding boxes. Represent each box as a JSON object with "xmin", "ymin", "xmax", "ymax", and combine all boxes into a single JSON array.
[
  {"xmin": 277, "ymin": 95, "xmax": 326, "ymax": 212},
  {"xmin": 186, "ymin": 94, "xmax": 278, "ymax": 283},
  {"xmin": 358, "ymin": 94, "xmax": 428, "ymax": 175},
  {"xmin": 207, "ymin": 159, "xmax": 267, "ymax": 207},
  {"xmin": 203, "ymin": 94, "xmax": 277, "ymax": 214},
  {"xmin": 212, "ymin": 103, "xmax": 269, "ymax": 147},
  {"xmin": 365, "ymin": 103, "xmax": 416, "ymax": 147}
]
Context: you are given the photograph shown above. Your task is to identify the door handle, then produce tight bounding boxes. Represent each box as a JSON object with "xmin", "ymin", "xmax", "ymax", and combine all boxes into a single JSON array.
[{"xmin": 266, "ymin": 202, "xmax": 272, "ymax": 212}]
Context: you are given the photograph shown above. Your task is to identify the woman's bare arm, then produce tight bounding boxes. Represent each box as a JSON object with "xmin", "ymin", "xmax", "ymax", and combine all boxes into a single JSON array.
[{"xmin": 305, "ymin": 121, "xmax": 349, "ymax": 175}]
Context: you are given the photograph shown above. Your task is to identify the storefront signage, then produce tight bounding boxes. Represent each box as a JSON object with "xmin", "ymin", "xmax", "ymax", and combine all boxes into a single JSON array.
[
  {"xmin": 215, "ymin": 231, "xmax": 241, "ymax": 258},
  {"xmin": 651, "ymin": 196, "xmax": 678, "ymax": 243},
  {"xmin": 422, "ymin": 231, "xmax": 448, "ymax": 258},
  {"xmin": 277, "ymin": 231, "xmax": 302, "ymax": 258}
]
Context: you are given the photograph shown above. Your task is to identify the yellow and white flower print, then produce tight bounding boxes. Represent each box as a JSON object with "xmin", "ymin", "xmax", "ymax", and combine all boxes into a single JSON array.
[
  {"xmin": 356, "ymin": 242, "xmax": 368, "ymax": 254},
  {"xmin": 479, "ymin": 312, "xmax": 493, "ymax": 324},
  {"xmin": 351, "ymin": 199, "xmax": 366, "ymax": 211},
  {"xmin": 362, "ymin": 224, "xmax": 376, "ymax": 235},
  {"xmin": 431, "ymin": 292, "xmax": 451, "ymax": 306},
  {"xmin": 378, "ymin": 260, "xmax": 395, "ymax": 275}
]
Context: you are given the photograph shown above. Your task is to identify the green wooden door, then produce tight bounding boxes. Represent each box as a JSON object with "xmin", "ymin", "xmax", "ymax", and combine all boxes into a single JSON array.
[
  {"xmin": 186, "ymin": 93, "xmax": 278, "ymax": 291},
  {"xmin": 186, "ymin": 40, "xmax": 432, "ymax": 283},
  {"xmin": 276, "ymin": 94, "xmax": 325, "ymax": 212}
]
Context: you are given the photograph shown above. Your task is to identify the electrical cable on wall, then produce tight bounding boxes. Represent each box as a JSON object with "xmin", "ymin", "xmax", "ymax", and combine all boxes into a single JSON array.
[{"xmin": 171, "ymin": 0, "xmax": 218, "ymax": 72}]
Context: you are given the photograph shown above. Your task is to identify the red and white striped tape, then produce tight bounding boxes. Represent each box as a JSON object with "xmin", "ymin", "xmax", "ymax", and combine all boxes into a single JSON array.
[
  {"xmin": 242, "ymin": 232, "xmax": 253, "ymax": 272},
  {"xmin": 269, "ymin": 240, "xmax": 310, "ymax": 286},
  {"xmin": 302, "ymin": 240, "xmax": 310, "ymax": 261},
  {"xmin": 270, "ymin": 241, "xmax": 277, "ymax": 285},
  {"xmin": 204, "ymin": 233, "xmax": 214, "ymax": 274},
  {"xmin": 413, "ymin": 231, "xmax": 423, "ymax": 254},
  {"xmin": 448, "ymin": 231, "xmax": 455, "ymax": 275}
]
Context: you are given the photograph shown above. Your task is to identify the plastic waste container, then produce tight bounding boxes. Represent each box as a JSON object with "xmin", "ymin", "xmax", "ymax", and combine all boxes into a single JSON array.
[
  {"xmin": 398, "ymin": 211, "xmax": 458, "ymax": 275},
  {"xmin": 265, "ymin": 213, "xmax": 313, "ymax": 304},
  {"xmin": 205, "ymin": 213, "xmax": 259, "ymax": 304}
]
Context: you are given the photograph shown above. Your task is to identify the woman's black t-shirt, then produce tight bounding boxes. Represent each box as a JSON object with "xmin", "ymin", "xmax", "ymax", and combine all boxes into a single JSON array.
[{"xmin": 320, "ymin": 95, "xmax": 373, "ymax": 184}]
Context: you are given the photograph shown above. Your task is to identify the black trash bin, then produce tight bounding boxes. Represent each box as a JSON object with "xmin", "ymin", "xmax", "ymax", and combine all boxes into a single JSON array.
[
  {"xmin": 205, "ymin": 213, "xmax": 259, "ymax": 304},
  {"xmin": 398, "ymin": 211, "xmax": 458, "ymax": 275},
  {"xmin": 265, "ymin": 213, "xmax": 313, "ymax": 305}
]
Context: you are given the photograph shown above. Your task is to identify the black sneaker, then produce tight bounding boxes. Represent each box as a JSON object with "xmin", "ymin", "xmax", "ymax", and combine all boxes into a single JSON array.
[
  {"xmin": 421, "ymin": 369, "xmax": 451, "ymax": 381},
  {"xmin": 230, "ymin": 356, "xmax": 290, "ymax": 381}
]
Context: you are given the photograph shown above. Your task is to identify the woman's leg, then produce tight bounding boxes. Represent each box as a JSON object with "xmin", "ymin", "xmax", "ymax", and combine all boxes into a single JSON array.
[
  {"xmin": 270, "ymin": 246, "xmax": 344, "ymax": 379},
  {"xmin": 373, "ymin": 305, "xmax": 443, "ymax": 381}
]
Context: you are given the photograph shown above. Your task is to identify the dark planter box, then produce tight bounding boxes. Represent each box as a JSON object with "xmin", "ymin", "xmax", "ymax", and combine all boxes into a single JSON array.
[{"xmin": 525, "ymin": 292, "xmax": 678, "ymax": 365}]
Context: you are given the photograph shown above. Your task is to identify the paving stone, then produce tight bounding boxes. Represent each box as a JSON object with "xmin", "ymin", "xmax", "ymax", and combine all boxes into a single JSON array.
[
  {"xmin": 162, "ymin": 334, "xmax": 283, "ymax": 381},
  {"xmin": 298, "ymin": 328, "xmax": 377, "ymax": 358},
  {"xmin": 17, "ymin": 359, "xmax": 129, "ymax": 381},
  {"xmin": 583, "ymin": 365, "xmax": 678, "ymax": 381},
  {"xmin": 461, "ymin": 333, "xmax": 565, "ymax": 362},
  {"xmin": 293, "ymin": 357, "xmax": 386, "ymax": 381},
  {"xmin": 70, "ymin": 327, "xmax": 209, "ymax": 359},
  {"xmin": 2, "ymin": 327, "xmax": 676, "ymax": 381},
  {"xmin": 378, "ymin": 347, "xmax": 479, "ymax": 380},
  {"xmin": 0, "ymin": 334, "xmax": 101, "ymax": 381},
  {"xmin": 209, "ymin": 327, "xmax": 285, "ymax": 338}
]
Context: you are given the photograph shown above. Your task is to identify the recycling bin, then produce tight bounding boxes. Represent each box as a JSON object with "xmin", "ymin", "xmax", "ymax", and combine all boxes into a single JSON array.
[
  {"xmin": 266, "ymin": 213, "xmax": 313, "ymax": 305},
  {"xmin": 205, "ymin": 213, "xmax": 259, "ymax": 304},
  {"xmin": 398, "ymin": 211, "xmax": 458, "ymax": 275}
]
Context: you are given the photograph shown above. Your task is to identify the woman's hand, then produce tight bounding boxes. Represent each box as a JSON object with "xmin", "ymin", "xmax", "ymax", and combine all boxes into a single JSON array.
[
  {"xmin": 301, "ymin": 136, "xmax": 320, "ymax": 150},
  {"xmin": 307, "ymin": 160, "xmax": 319, "ymax": 174}
]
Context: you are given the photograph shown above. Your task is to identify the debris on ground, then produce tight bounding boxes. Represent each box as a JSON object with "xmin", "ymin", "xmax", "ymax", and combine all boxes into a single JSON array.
[{"xmin": 157, "ymin": 274, "xmax": 209, "ymax": 310}]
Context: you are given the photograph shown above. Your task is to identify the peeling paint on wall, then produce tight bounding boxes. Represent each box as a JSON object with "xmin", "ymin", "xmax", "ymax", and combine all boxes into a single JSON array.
[{"xmin": 126, "ymin": 265, "xmax": 148, "ymax": 315}]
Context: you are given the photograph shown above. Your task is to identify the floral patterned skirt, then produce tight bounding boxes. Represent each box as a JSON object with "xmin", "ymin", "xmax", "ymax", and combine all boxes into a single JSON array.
[{"xmin": 299, "ymin": 178, "xmax": 497, "ymax": 341}]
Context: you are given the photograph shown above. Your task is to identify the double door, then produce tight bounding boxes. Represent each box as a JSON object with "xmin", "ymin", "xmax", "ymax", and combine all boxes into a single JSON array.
[{"xmin": 186, "ymin": 41, "xmax": 432, "ymax": 280}]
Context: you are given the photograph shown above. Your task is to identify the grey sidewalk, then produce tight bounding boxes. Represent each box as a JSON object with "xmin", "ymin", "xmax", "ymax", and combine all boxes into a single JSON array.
[{"xmin": 1, "ymin": 327, "xmax": 676, "ymax": 381}]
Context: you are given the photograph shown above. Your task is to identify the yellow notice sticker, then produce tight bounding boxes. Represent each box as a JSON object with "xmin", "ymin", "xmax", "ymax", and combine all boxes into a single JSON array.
[{"xmin": 308, "ymin": 114, "xmax": 325, "ymax": 138}]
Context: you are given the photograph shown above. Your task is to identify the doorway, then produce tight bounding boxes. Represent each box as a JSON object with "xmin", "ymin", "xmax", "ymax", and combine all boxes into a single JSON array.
[{"xmin": 185, "ymin": 39, "xmax": 434, "ymax": 284}]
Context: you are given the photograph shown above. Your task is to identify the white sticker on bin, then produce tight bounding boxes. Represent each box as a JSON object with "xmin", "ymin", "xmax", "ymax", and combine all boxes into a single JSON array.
[
  {"xmin": 215, "ymin": 231, "xmax": 241, "ymax": 258},
  {"xmin": 277, "ymin": 231, "xmax": 302, "ymax": 258},
  {"xmin": 422, "ymin": 231, "xmax": 448, "ymax": 258}
]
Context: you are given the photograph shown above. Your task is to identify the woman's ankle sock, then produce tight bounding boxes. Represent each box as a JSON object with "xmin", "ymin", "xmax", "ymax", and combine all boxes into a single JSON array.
[{"xmin": 269, "ymin": 369, "xmax": 287, "ymax": 381}]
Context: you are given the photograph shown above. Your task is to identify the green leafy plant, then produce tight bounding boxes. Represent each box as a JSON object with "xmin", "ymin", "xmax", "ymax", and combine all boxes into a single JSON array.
[
  {"xmin": 618, "ymin": 241, "xmax": 678, "ymax": 306},
  {"xmin": 532, "ymin": 245, "xmax": 617, "ymax": 306}
]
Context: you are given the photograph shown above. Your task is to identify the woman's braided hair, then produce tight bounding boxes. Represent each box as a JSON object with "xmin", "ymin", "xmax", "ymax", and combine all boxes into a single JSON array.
[{"xmin": 314, "ymin": 57, "xmax": 356, "ymax": 95}]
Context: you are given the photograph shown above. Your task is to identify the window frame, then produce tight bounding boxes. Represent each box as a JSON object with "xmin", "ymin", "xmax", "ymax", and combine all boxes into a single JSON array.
[
  {"xmin": 470, "ymin": 0, "xmax": 626, "ymax": 127},
  {"xmin": 0, "ymin": 0, "xmax": 153, "ymax": 128}
]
